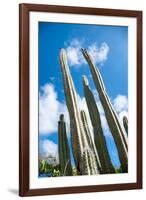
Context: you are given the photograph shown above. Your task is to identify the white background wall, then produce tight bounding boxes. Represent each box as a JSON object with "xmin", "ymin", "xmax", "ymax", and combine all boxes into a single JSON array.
[{"xmin": 0, "ymin": 0, "xmax": 145, "ymax": 199}]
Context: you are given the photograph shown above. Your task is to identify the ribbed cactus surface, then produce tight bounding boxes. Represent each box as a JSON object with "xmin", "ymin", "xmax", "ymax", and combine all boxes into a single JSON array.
[
  {"xmin": 82, "ymin": 75, "xmax": 115, "ymax": 174},
  {"xmin": 60, "ymin": 48, "xmax": 83, "ymax": 170},
  {"xmin": 82, "ymin": 49, "xmax": 128, "ymax": 172},
  {"xmin": 80, "ymin": 110, "xmax": 101, "ymax": 173},
  {"xmin": 80, "ymin": 147, "xmax": 99, "ymax": 175},
  {"xmin": 59, "ymin": 48, "xmax": 99, "ymax": 175},
  {"xmin": 58, "ymin": 114, "xmax": 72, "ymax": 176}
]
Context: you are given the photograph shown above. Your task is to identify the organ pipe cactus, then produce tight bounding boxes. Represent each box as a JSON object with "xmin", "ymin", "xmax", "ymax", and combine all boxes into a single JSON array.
[
  {"xmin": 123, "ymin": 116, "xmax": 128, "ymax": 135},
  {"xmin": 58, "ymin": 114, "xmax": 72, "ymax": 176},
  {"xmin": 82, "ymin": 75, "xmax": 115, "ymax": 174},
  {"xmin": 59, "ymin": 48, "xmax": 99, "ymax": 175},
  {"xmin": 59, "ymin": 48, "xmax": 82, "ymax": 170},
  {"xmin": 80, "ymin": 110, "xmax": 102, "ymax": 173},
  {"xmin": 81, "ymin": 48, "xmax": 128, "ymax": 172}
]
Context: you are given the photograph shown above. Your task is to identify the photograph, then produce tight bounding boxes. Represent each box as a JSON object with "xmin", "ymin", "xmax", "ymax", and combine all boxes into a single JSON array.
[
  {"xmin": 19, "ymin": 4, "xmax": 142, "ymax": 196},
  {"xmin": 38, "ymin": 22, "xmax": 128, "ymax": 178}
]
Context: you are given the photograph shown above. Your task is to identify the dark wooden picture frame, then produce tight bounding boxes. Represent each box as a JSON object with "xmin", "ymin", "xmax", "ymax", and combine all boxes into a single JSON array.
[{"xmin": 19, "ymin": 3, "xmax": 142, "ymax": 197}]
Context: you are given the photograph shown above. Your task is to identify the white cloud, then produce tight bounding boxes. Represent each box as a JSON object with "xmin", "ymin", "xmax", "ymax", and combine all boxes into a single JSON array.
[
  {"xmin": 39, "ymin": 83, "xmax": 69, "ymax": 135},
  {"xmin": 112, "ymin": 95, "xmax": 128, "ymax": 137},
  {"xmin": 88, "ymin": 42, "xmax": 109, "ymax": 64},
  {"xmin": 39, "ymin": 139, "xmax": 58, "ymax": 158},
  {"xmin": 65, "ymin": 39, "xmax": 109, "ymax": 67},
  {"xmin": 65, "ymin": 39, "xmax": 85, "ymax": 67},
  {"xmin": 118, "ymin": 110, "xmax": 128, "ymax": 120},
  {"xmin": 39, "ymin": 139, "xmax": 59, "ymax": 165},
  {"xmin": 113, "ymin": 95, "xmax": 128, "ymax": 113}
]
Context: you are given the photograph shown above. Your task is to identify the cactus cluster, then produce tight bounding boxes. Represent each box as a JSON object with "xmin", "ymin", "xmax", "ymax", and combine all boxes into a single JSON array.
[
  {"xmin": 59, "ymin": 49, "xmax": 99, "ymax": 175},
  {"xmin": 81, "ymin": 49, "xmax": 128, "ymax": 172},
  {"xmin": 57, "ymin": 48, "xmax": 128, "ymax": 175}
]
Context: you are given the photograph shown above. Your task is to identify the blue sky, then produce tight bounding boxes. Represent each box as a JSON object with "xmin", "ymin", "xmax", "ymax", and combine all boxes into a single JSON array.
[{"xmin": 38, "ymin": 22, "xmax": 128, "ymax": 169}]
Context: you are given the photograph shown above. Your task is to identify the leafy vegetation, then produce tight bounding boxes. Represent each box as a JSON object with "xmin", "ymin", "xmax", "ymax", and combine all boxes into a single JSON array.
[
  {"xmin": 39, "ymin": 160, "xmax": 61, "ymax": 177},
  {"xmin": 39, "ymin": 160, "xmax": 81, "ymax": 177},
  {"xmin": 115, "ymin": 166, "xmax": 123, "ymax": 173}
]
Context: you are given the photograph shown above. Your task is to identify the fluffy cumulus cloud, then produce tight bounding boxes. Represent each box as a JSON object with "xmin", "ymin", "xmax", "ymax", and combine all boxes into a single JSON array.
[
  {"xmin": 39, "ymin": 83, "xmax": 69, "ymax": 135},
  {"xmin": 113, "ymin": 94, "xmax": 128, "ymax": 135},
  {"xmin": 65, "ymin": 39, "xmax": 109, "ymax": 67},
  {"xmin": 113, "ymin": 95, "xmax": 128, "ymax": 113},
  {"xmin": 39, "ymin": 139, "xmax": 59, "ymax": 165},
  {"xmin": 88, "ymin": 42, "xmax": 109, "ymax": 64},
  {"xmin": 65, "ymin": 39, "xmax": 85, "ymax": 67}
]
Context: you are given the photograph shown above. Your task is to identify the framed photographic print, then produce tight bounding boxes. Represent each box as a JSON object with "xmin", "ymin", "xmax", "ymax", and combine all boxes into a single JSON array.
[{"xmin": 19, "ymin": 3, "xmax": 142, "ymax": 196}]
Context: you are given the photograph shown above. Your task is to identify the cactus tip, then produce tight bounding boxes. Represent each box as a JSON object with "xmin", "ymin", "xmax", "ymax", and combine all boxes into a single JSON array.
[
  {"xmin": 82, "ymin": 75, "xmax": 89, "ymax": 86},
  {"xmin": 60, "ymin": 114, "xmax": 64, "ymax": 121},
  {"xmin": 80, "ymin": 110, "xmax": 85, "ymax": 114},
  {"xmin": 60, "ymin": 48, "xmax": 66, "ymax": 54}
]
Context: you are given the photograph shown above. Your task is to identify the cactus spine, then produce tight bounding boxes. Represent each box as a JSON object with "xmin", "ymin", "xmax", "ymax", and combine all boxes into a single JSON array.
[
  {"xmin": 123, "ymin": 116, "xmax": 128, "ymax": 135},
  {"xmin": 82, "ymin": 49, "xmax": 128, "ymax": 172},
  {"xmin": 82, "ymin": 75, "xmax": 115, "ymax": 173},
  {"xmin": 58, "ymin": 114, "xmax": 72, "ymax": 176},
  {"xmin": 59, "ymin": 48, "xmax": 99, "ymax": 175}
]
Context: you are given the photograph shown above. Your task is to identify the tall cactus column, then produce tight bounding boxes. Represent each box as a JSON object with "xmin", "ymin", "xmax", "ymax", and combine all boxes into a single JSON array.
[
  {"xmin": 82, "ymin": 75, "xmax": 115, "ymax": 174},
  {"xmin": 58, "ymin": 114, "xmax": 72, "ymax": 176},
  {"xmin": 82, "ymin": 49, "xmax": 128, "ymax": 172},
  {"xmin": 60, "ymin": 48, "xmax": 83, "ymax": 170},
  {"xmin": 59, "ymin": 49, "xmax": 99, "ymax": 175}
]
